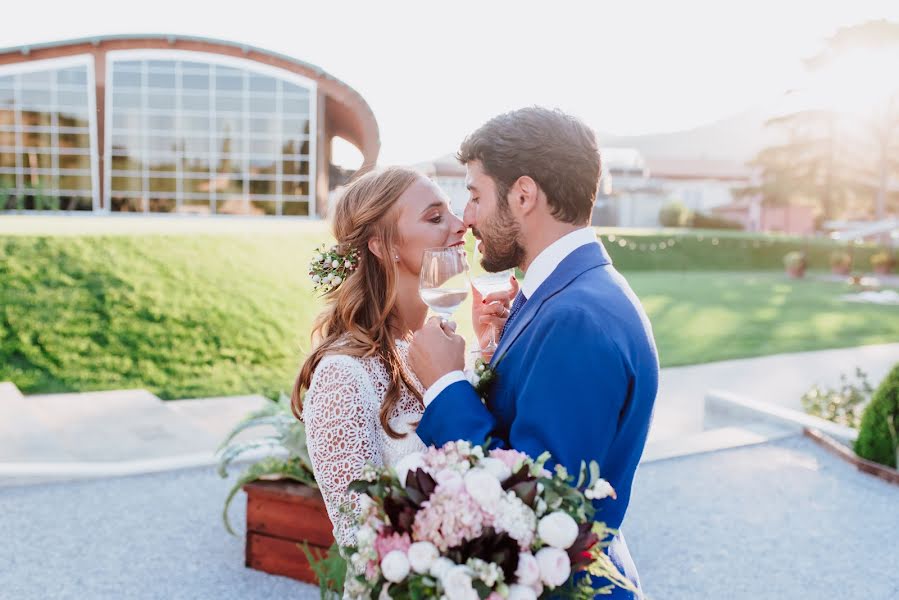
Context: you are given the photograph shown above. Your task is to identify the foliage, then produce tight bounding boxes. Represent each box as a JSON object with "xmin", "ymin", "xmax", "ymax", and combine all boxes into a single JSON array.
[
  {"xmin": 737, "ymin": 21, "xmax": 899, "ymax": 221},
  {"xmin": 688, "ymin": 211, "xmax": 743, "ymax": 230},
  {"xmin": 801, "ymin": 368, "xmax": 873, "ymax": 428},
  {"xmin": 658, "ymin": 201, "xmax": 690, "ymax": 227},
  {"xmin": 830, "ymin": 250, "xmax": 852, "ymax": 270},
  {"xmin": 870, "ymin": 251, "xmax": 895, "ymax": 268},
  {"xmin": 854, "ymin": 363, "xmax": 899, "ymax": 469},
  {"xmin": 217, "ymin": 392, "xmax": 317, "ymax": 535},
  {"xmin": 783, "ymin": 251, "xmax": 806, "ymax": 270},
  {"xmin": 300, "ymin": 542, "xmax": 347, "ymax": 600}
]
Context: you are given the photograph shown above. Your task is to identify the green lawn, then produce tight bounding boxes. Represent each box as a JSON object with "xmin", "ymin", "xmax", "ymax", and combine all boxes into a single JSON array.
[
  {"xmin": 1, "ymin": 232, "xmax": 897, "ymax": 399},
  {"xmin": 627, "ymin": 271, "xmax": 899, "ymax": 366}
]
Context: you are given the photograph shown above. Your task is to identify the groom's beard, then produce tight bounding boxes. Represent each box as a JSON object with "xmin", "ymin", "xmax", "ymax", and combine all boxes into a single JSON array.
[{"xmin": 474, "ymin": 200, "xmax": 526, "ymax": 272}]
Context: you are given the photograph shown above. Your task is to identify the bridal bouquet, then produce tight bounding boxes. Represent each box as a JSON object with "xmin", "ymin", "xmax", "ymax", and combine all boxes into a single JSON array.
[{"xmin": 343, "ymin": 441, "xmax": 635, "ymax": 599}]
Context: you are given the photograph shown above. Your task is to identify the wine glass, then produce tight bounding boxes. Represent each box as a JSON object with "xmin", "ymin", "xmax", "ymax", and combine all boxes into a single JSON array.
[
  {"xmin": 419, "ymin": 247, "xmax": 470, "ymax": 321},
  {"xmin": 470, "ymin": 240, "xmax": 515, "ymax": 355}
]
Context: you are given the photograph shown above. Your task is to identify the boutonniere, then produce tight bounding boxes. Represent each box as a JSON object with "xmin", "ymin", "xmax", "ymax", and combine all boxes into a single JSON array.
[{"xmin": 467, "ymin": 352, "xmax": 506, "ymax": 403}]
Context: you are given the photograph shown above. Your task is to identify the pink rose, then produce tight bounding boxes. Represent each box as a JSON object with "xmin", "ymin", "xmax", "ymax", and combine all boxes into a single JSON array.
[
  {"xmin": 488, "ymin": 448, "xmax": 529, "ymax": 471},
  {"xmin": 375, "ymin": 531, "xmax": 411, "ymax": 562}
]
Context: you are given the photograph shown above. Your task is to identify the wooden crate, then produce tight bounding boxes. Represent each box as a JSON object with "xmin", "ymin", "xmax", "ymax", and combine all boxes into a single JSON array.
[{"xmin": 243, "ymin": 479, "xmax": 335, "ymax": 584}]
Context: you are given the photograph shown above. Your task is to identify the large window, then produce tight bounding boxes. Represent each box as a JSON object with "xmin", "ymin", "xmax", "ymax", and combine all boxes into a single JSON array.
[
  {"xmin": 0, "ymin": 57, "xmax": 96, "ymax": 210},
  {"xmin": 106, "ymin": 52, "xmax": 315, "ymax": 216}
]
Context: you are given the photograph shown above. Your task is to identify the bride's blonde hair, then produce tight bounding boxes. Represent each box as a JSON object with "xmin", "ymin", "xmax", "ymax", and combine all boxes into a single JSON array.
[{"xmin": 292, "ymin": 166, "xmax": 424, "ymax": 438}]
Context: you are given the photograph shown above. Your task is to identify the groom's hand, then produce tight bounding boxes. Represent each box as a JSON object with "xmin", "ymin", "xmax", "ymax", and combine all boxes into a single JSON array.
[{"xmin": 409, "ymin": 317, "xmax": 465, "ymax": 389}]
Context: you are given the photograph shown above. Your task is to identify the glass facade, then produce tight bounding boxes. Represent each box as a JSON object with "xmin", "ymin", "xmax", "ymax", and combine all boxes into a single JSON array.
[
  {"xmin": 106, "ymin": 56, "xmax": 313, "ymax": 216},
  {"xmin": 0, "ymin": 61, "xmax": 95, "ymax": 210}
]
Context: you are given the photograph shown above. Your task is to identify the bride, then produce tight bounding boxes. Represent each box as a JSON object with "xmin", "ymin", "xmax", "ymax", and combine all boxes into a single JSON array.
[{"xmin": 291, "ymin": 167, "xmax": 513, "ymax": 546}]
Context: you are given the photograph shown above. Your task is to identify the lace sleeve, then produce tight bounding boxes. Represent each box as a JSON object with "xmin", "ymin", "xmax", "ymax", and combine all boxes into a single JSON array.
[{"xmin": 303, "ymin": 355, "xmax": 382, "ymax": 547}]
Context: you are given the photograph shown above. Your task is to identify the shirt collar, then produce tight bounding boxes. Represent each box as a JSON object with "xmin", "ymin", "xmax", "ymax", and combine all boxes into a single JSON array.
[{"xmin": 520, "ymin": 227, "xmax": 597, "ymax": 299}]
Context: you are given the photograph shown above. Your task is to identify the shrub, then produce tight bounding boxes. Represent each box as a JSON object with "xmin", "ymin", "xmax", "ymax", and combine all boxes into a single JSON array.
[
  {"xmin": 854, "ymin": 364, "xmax": 899, "ymax": 469},
  {"xmin": 801, "ymin": 368, "xmax": 872, "ymax": 428},
  {"xmin": 830, "ymin": 250, "xmax": 852, "ymax": 271},
  {"xmin": 659, "ymin": 201, "xmax": 690, "ymax": 227},
  {"xmin": 783, "ymin": 251, "xmax": 806, "ymax": 271},
  {"xmin": 870, "ymin": 251, "xmax": 894, "ymax": 270},
  {"xmin": 689, "ymin": 211, "xmax": 743, "ymax": 230}
]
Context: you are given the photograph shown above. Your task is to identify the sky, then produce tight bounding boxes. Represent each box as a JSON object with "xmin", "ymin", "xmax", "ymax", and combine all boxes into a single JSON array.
[{"xmin": 4, "ymin": 0, "xmax": 899, "ymax": 166}]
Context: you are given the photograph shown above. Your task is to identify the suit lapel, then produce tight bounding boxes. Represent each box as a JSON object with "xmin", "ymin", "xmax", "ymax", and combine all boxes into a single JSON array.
[{"xmin": 492, "ymin": 241, "xmax": 611, "ymax": 363}]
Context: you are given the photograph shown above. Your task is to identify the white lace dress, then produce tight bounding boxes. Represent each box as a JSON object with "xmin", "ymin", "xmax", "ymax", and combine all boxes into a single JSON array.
[{"xmin": 302, "ymin": 340, "xmax": 427, "ymax": 547}]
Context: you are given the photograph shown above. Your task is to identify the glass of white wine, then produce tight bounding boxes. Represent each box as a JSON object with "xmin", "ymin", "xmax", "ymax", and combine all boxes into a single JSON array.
[
  {"xmin": 470, "ymin": 239, "xmax": 515, "ymax": 355},
  {"xmin": 419, "ymin": 247, "xmax": 470, "ymax": 321}
]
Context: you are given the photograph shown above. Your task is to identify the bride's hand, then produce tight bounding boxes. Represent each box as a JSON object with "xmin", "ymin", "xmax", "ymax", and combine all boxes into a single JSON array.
[{"xmin": 471, "ymin": 274, "xmax": 519, "ymax": 350}]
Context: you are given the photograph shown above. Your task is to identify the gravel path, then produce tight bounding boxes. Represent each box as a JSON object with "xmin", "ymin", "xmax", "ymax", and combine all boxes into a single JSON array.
[
  {"xmin": 1, "ymin": 435, "xmax": 896, "ymax": 599},
  {"xmin": 626, "ymin": 435, "xmax": 899, "ymax": 599}
]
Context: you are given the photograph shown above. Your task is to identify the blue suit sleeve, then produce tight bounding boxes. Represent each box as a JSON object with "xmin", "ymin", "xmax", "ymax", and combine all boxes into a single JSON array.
[
  {"xmin": 416, "ymin": 380, "xmax": 498, "ymax": 448},
  {"xmin": 510, "ymin": 307, "xmax": 629, "ymax": 482}
]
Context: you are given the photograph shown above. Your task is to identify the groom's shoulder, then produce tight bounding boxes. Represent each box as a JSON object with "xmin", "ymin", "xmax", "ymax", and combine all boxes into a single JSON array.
[{"xmin": 546, "ymin": 265, "xmax": 653, "ymax": 340}]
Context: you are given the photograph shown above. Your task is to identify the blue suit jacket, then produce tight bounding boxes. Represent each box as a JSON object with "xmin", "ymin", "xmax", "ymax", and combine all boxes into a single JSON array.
[{"xmin": 417, "ymin": 241, "xmax": 658, "ymax": 598}]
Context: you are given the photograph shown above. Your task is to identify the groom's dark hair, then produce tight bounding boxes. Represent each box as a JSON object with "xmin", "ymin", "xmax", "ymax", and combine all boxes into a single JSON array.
[{"xmin": 456, "ymin": 107, "xmax": 601, "ymax": 225}]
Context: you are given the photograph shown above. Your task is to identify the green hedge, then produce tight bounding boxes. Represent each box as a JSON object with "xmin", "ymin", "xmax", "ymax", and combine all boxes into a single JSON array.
[
  {"xmin": 595, "ymin": 228, "xmax": 886, "ymax": 272},
  {"xmin": 854, "ymin": 364, "xmax": 899, "ymax": 469}
]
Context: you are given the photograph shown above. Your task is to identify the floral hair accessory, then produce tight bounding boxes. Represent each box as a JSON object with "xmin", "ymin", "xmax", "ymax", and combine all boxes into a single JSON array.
[{"xmin": 309, "ymin": 243, "xmax": 360, "ymax": 293}]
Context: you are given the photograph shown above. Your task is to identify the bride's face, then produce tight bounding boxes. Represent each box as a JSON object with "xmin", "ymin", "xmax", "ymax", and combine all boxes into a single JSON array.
[{"xmin": 393, "ymin": 176, "xmax": 466, "ymax": 274}]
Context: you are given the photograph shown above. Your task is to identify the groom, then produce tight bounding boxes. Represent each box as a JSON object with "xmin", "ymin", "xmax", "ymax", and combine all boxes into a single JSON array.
[{"xmin": 408, "ymin": 107, "xmax": 658, "ymax": 598}]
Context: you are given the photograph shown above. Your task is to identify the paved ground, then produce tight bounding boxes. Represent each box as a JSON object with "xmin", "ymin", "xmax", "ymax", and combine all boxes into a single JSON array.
[
  {"xmin": 647, "ymin": 342, "xmax": 899, "ymax": 442},
  {"xmin": 626, "ymin": 435, "xmax": 899, "ymax": 600},
  {"xmin": 1, "ymin": 435, "xmax": 896, "ymax": 599}
]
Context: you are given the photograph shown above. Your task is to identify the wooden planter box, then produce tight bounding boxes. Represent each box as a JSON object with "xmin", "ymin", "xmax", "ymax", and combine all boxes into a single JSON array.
[
  {"xmin": 804, "ymin": 428, "xmax": 899, "ymax": 486},
  {"xmin": 243, "ymin": 479, "xmax": 335, "ymax": 584}
]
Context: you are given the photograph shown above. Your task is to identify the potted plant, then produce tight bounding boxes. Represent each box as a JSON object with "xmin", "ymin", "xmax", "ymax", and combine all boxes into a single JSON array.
[
  {"xmin": 830, "ymin": 250, "xmax": 852, "ymax": 276},
  {"xmin": 783, "ymin": 251, "xmax": 806, "ymax": 278},
  {"xmin": 871, "ymin": 251, "xmax": 895, "ymax": 276},
  {"xmin": 217, "ymin": 393, "xmax": 334, "ymax": 584}
]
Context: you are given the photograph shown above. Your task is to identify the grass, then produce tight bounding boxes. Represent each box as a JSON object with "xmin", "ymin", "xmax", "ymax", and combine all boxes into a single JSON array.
[
  {"xmin": 628, "ymin": 271, "xmax": 899, "ymax": 367},
  {"xmin": 1, "ymin": 226, "xmax": 897, "ymax": 398}
]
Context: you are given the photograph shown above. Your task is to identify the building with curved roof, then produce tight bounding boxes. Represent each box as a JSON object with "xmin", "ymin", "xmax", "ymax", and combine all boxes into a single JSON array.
[{"xmin": 0, "ymin": 35, "xmax": 379, "ymax": 216}]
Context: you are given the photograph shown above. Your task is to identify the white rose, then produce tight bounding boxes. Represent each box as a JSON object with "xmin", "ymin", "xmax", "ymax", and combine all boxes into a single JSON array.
[
  {"xmin": 429, "ymin": 557, "xmax": 455, "ymax": 581},
  {"xmin": 479, "ymin": 457, "xmax": 512, "ymax": 481},
  {"xmin": 515, "ymin": 552, "xmax": 540, "ymax": 586},
  {"xmin": 332, "ymin": 275, "xmax": 342, "ymax": 285},
  {"xmin": 537, "ymin": 511, "xmax": 579, "ymax": 549},
  {"xmin": 312, "ymin": 274, "xmax": 321, "ymax": 283},
  {"xmin": 381, "ymin": 550, "xmax": 411, "ymax": 583},
  {"xmin": 331, "ymin": 259, "xmax": 340, "ymax": 268},
  {"xmin": 434, "ymin": 468, "xmax": 464, "ymax": 493},
  {"xmin": 464, "ymin": 468, "xmax": 504, "ymax": 512},
  {"xmin": 585, "ymin": 478, "xmax": 616, "ymax": 501},
  {"xmin": 407, "ymin": 541, "xmax": 439, "ymax": 574},
  {"xmin": 535, "ymin": 547, "xmax": 571, "ymax": 588},
  {"xmin": 313, "ymin": 253, "xmax": 323, "ymax": 263},
  {"xmin": 442, "ymin": 566, "xmax": 477, "ymax": 600},
  {"xmin": 355, "ymin": 525, "xmax": 375, "ymax": 548},
  {"xmin": 394, "ymin": 451, "xmax": 426, "ymax": 486},
  {"xmin": 507, "ymin": 584, "xmax": 537, "ymax": 600},
  {"xmin": 345, "ymin": 260, "xmax": 352, "ymax": 268}
]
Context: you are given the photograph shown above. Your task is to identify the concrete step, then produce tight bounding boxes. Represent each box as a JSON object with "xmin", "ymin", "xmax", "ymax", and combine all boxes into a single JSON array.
[
  {"xmin": 165, "ymin": 394, "xmax": 273, "ymax": 447},
  {"xmin": 19, "ymin": 389, "xmax": 219, "ymax": 462},
  {"xmin": 641, "ymin": 422, "xmax": 797, "ymax": 463},
  {"xmin": 0, "ymin": 382, "xmax": 74, "ymax": 462}
]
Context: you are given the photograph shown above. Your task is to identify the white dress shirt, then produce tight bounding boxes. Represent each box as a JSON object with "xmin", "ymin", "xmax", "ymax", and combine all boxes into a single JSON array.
[{"xmin": 422, "ymin": 227, "xmax": 598, "ymax": 406}]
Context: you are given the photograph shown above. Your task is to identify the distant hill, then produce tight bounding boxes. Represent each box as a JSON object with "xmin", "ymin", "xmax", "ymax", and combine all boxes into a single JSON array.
[{"xmin": 598, "ymin": 105, "xmax": 780, "ymax": 164}]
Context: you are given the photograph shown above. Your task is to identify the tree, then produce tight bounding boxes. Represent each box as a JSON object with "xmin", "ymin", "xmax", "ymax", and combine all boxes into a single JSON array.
[{"xmin": 742, "ymin": 20, "xmax": 899, "ymax": 225}]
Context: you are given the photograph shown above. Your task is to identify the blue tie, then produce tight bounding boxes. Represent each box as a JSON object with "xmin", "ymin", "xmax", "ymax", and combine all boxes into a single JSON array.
[{"xmin": 501, "ymin": 292, "xmax": 528, "ymax": 339}]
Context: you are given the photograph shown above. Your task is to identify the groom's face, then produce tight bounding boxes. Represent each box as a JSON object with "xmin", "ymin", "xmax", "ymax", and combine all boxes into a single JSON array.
[{"xmin": 464, "ymin": 161, "xmax": 525, "ymax": 272}]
